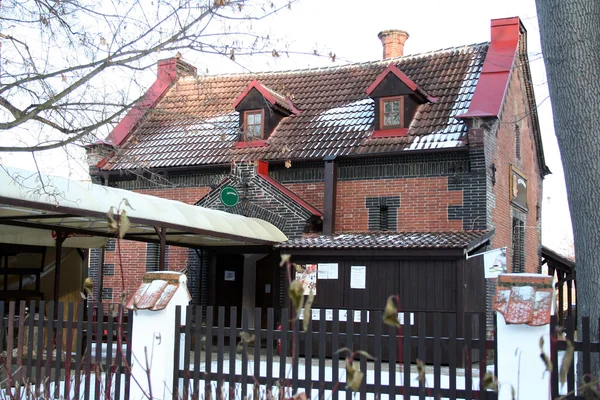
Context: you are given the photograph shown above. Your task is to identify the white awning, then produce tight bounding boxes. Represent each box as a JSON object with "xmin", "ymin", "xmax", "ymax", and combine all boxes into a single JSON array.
[{"xmin": 0, "ymin": 166, "xmax": 287, "ymax": 248}]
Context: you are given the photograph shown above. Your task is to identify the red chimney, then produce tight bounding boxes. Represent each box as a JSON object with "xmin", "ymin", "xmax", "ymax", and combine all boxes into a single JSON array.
[
  {"xmin": 378, "ymin": 30, "xmax": 409, "ymax": 59},
  {"xmin": 157, "ymin": 57, "xmax": 197, "ymax": 82}
]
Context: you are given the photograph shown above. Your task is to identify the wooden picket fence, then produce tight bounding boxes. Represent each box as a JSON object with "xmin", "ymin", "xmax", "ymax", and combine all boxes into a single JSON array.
[
  {"xmin": 551, "ymin": 314, "xmax": 600, "ymax": 399},
  {"xmin": 0, "ymin": 301, "xmax": 133, "ymax": 400},
  {"xmin": 174, "ymin": 306, "xmax": 498, "ymax": 400}
]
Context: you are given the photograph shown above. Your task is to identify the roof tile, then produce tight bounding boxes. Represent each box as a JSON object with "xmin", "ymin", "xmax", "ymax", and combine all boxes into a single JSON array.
[
  {"xmin": 103, "ymin": 43, "xmax": 488, "ymax": 170},
  {"xmin": 493, "ymin": 274, "xmax": 553, "ymax": 326},
  {"xmin": 275, "ymin": 231, "xmax": 489, "ymax": 250}
]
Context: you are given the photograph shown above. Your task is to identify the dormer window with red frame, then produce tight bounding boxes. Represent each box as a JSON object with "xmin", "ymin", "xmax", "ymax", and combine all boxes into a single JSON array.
[
  {"xmin": 244, "ymin": 110, "xmax": 264, "ymax": 140},
  {"xmin": 232, "ymin": 81, "xmax": 300, "ymax": 148},
  {"xmin": 381, "ymin": 96, "xmax": 405, "ymax": 129},
  {"xmin": 366, "ymin": 63, "xmax": 436, "ymax": 138}
]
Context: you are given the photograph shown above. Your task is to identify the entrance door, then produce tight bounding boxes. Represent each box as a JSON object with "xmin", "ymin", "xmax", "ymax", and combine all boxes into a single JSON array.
[
  {"xmin": 215, "ymin": 254, "xmax": 244, "ymax": 327},
  {"xmin": 255, "ymin": 252, "xmax": 278, "ymax": 328}
]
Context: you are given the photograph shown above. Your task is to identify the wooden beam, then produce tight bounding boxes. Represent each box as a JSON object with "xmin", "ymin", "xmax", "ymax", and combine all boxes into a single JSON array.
[
  {"xmin": 159, "ymin": 227, "xmax": 167, "ymax": 271},
  {"xmin": 0, "ymin": 213, "xmax": 77, "ymax": 221},
  {"xmin": 323, "ymin": 156, "xmax": 337, "ymax": 235},
  {"xmin": 98, "ymin": 247, "xmax": 106, "ymax": 303},
  {"xmin": 279, "ymin": 247, "xmax": 465, "ymax": 258},
  {"xmin": 53, "ymin": 231, "xmax": 67, "ymax": 315}
]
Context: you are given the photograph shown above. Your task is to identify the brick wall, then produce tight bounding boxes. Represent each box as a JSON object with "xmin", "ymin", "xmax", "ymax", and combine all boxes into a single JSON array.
[
  {"xmin": 90, "ymin": 185, "xmax": 212, "ymax": 304},
  {"xmin": 284, "ymin": 182, "xmax": 325, "ymax": 211},
  {"xmin": 197, "ymin": 163, "xmax": 316, "ymax": 238},
  {"xmin": 489, "ymin": 64, "xmax": 543, "ymax": 274},
  {"xmin": 101, "ymin": 239, "xmax": 147, "ymax": 302},
  {"xmin": 135, "ymin": 187, "xmax": 210, "ymax": 204},
  {"xmin": 335, "ymin": 177, "xmax": 463, "ymax": 232}
]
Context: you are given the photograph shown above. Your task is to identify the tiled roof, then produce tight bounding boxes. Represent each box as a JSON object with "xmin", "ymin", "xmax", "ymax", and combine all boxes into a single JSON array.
[
  {"xmin": 493, "ymin": 274, "xmax": 553, "ymax": 326},
  {"xmin": 275, "ymin": 231, "xmax": 490, "ymax": 250},
  {"xmin": 103, "ymin": 42, "xmax": 488, "ymax": 170},
  {"xmin": 126, "ymin": 272, "xmax": 190, "ymax": 311}
]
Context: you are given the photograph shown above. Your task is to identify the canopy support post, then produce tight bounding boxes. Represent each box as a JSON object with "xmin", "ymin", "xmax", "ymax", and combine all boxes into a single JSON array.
[
  {"xmin": 154, "ymin": 226, "xmax": 167, "ymax": 271},
  {"xmin": 54, "ymin": 230, "xmax": 67, "ymax": 315}
]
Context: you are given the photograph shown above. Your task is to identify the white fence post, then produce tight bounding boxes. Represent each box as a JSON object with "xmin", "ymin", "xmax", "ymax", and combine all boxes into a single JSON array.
[
  {"xmin": 127, "ymin": 272, "xmax": 191, "ymax": 400},
  {"xmin": 493, "ymin": 273, "xmax": 554, "ymax": 400}
]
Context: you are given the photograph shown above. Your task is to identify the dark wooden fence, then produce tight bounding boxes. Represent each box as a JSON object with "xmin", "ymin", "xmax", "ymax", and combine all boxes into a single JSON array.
[
  {"xmin": 551, "ymin": 315, "xmax": 599, "ymax": 399},
  {"xmin": 0, "ymin": 301, "xmax": 133, "ymax": 400},
  {"xmin": 174, "ymin": 306, "xmax": 497, "ymax": 400}
]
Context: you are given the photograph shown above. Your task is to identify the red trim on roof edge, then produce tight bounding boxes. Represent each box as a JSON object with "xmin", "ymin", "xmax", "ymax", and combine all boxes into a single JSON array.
[
  {"xmin": 370, "ymin": 128, "xmax": 409, "ymax": 138},
  {"xmin": 456, "ymin": 17, "xmax": 521, "ymax": 119},
  {"xmin": 257, "ymin": 161, "xmax": 323, "ymax": 217},
  {"xmin": 107, "ymin": 58, "xmax": 186, "ymax": 146},
  {"xmin": 233, "ymin": 80, "xmax": 277, "ymax": 108},
  {"xmin": 365, "ymin": 63, "xmax": 436, "ymax": 103},
  {"xmin": 232, "ymin": 80, "xmax": 300, "ymax": 114},
  {"xmin": 234, "ymin": 140, "xmax": 268, "ymax": 148}
]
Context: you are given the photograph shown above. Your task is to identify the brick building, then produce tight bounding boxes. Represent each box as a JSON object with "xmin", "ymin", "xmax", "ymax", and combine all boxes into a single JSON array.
[{"xmin": 88, "ymin": 17, "xmax": 548, "ymax": 325}]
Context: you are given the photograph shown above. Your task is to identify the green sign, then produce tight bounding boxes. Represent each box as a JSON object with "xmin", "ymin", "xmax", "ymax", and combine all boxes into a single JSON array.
[{"xmin": 220, "ymin": 186, "xmax": 239, "ymax": 207}]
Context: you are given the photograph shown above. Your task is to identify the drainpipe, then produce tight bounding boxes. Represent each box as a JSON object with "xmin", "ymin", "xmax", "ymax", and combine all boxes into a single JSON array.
[{"xmin": 323, "ymin": 156, "xmax": 338, "ymax": 235}]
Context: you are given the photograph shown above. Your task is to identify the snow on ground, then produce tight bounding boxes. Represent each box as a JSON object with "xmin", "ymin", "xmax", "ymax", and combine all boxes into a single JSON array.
[{"xmin": 6, "ymin": 347, "xmax": 579, "ymax": 399}]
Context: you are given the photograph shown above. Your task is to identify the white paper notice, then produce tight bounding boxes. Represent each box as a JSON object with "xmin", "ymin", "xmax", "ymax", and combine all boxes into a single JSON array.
[
  {"xmin": 317, "ymin": 265, "xmax": 328, "ymax": 279},
  {"xmin": 318, "ymin": 263, "xmax": 339, "ymax": 280},
  {"xmin": 312, "ymin": 309, "xmax": 320, "ymax": 321},
  {"xmin": 350, "ymin": 266, "xmax": 366, "ymax": 289},
  {"xmin": 398, "ymin": 312, "xmax": 415, "ymax": 326},
  {"xmin": 353, "ymin": 310, "xmax": 370, "ymax": 323},
  {"xmin": 325, "ymin": 309, "xmax": 333, "ymax": 321}
]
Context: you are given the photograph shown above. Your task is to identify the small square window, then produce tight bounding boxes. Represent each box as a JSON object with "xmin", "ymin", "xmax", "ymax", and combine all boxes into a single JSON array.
[
  {"xmin": 380, "ymin": 97, "xmax": 405, "ymax": 129},
  {"xmin": 244, "ymin": 110, "xmax": 264, "ymax": 140}
]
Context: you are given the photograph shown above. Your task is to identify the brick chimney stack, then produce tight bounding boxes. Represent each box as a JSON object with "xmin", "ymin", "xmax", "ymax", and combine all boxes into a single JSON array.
[{"xmin": 378, "ymin": 30, "xmax": 409, "ymax": 59}]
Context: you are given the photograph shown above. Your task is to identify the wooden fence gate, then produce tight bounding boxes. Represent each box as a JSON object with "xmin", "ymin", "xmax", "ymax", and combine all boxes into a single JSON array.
[
  {"xmin": 0, "ymin": 301, "xmax": 132, "ymax": 400},
  {"xmin": 174, "ymin": 306, "xmax": 497, "ymax": 400},
  {"xmin": 551, "ymin": 314, "xmax": 600, "ymax": 399}
]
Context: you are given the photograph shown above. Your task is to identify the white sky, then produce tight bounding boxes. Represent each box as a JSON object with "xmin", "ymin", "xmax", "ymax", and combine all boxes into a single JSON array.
[{"xmin": 1, "ymin": 0, "xmax": 573, "ymax": 253}]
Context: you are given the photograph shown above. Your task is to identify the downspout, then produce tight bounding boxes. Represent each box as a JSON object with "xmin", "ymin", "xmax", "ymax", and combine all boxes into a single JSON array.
[{"xmin": 323, "ymin": 155, "xmax": 338, "ymax": 235}]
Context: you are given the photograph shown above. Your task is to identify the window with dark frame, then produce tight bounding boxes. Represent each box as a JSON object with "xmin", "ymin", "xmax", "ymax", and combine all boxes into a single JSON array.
[
  {"xmin": 511, "ymin": 217, "xmax": 525, "ymax": 273},
  {"xmin": 244, "ymin": 110, "xmax": 264, "ymax": 140},
  {"xmin": 380, "ymin": 96, "xmax": 405, "ymax": 129}
]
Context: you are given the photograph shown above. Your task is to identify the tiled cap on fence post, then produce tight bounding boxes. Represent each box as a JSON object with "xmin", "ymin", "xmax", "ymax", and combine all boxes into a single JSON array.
[
  {"xmin": 493, "ymin": 273, "xmax": 554, "ymax": 400},
  {"xmin": 127, "ymin": 271, "xmax": 191, "ymax": 400}
]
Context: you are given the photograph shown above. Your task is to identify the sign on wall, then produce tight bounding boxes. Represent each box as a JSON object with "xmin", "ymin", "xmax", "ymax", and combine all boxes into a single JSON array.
[
  {"xmin": 510, "ymin": 167, "xmax": 527, "ymax": 210},
  {"xmin": 350, "ymin": 266, "xmax": 366, "ymax": 289},
  {"xmin": 224, "ymin": 270, "xmax": 235, "ymax": 281},
  {"xmin": 220, "ymin": 185, "xmax": 239, "ymax": 207},
  {"xmin": 484, "ymin": 247, "xmax": 508, "ymax": 278},
  {"xmin": 295, "ymin": 264, "xmax": 317, "ymax": 295},
  {"xmin": 317, "ymin": 263, "xmax": 338, "ymax": 279},
  {"xmin": 298, "ymin": 308, "xmax": 370, "ymax": 323}
]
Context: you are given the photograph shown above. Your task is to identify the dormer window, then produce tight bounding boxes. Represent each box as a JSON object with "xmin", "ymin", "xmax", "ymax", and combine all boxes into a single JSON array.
[
  {"xmin": 366, "ymin": 63, "xmax": 436, "ymax": 138},
  {"xmin": 233, "ymin": 80, "xmax": 300, "ymax": 147},
  {"xmin": 381, "ymin": 96, "xmax": 405, "ymax": 129},
  {"xmin": 244, "ymin": 110, "xmax": 264, "ymax": 140}
]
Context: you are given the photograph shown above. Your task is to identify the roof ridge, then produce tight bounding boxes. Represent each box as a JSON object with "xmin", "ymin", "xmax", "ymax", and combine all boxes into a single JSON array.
[{"xmin": 179, "ymin": 41, "xmax": 490, "ymax": 80}]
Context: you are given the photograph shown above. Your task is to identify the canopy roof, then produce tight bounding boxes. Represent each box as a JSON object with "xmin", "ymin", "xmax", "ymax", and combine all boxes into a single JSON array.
[{"xmin": 0, "ymin": 167, "xmax": 287, "ymax": 248}]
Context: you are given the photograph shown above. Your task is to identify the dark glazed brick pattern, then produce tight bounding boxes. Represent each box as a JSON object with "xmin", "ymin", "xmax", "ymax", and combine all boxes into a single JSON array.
[
  {"xmin": 197, "ymin": 163, "xmax": 316, "ymax": 238},
  {"xmin": 366, "ymin": 196, "xmax": 401, "ymax": 231}
]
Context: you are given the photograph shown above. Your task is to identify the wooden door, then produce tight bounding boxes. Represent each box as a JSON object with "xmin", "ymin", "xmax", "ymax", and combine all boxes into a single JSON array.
[{"xmin": 214, "ymin": 254, "xmax": 244, "ymax": 327}]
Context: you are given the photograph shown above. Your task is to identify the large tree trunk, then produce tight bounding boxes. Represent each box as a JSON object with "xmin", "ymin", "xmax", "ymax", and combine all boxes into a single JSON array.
[{"xmin": 536, "ymin": 0, "xmax": 600, "ymax": 377}]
